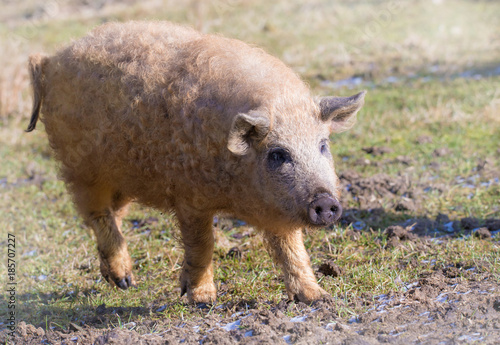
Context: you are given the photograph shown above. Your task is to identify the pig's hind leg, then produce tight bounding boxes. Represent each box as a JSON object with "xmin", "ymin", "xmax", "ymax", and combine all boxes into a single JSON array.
[
  {"xmin": 265, "ymin": 229, "xmax": 328, "ymax": 303},
  {"xmin": 72, "ymin": 183, "xmax": 136, "ymax": 289}
]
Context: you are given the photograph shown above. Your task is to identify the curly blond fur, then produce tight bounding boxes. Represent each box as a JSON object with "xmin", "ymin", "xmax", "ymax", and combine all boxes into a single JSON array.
[{"xmin": 27, "ymin": 21, "xmax": 365, "ymax": 303}]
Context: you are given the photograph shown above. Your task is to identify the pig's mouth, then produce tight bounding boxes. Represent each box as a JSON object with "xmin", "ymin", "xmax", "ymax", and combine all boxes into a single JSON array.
[{"xmin": 306, "ymin": 193, "xmax": 343, "ymax": 226}]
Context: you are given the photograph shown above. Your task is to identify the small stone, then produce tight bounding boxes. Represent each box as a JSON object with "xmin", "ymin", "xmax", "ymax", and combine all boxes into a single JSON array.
[{"xmin": 473, "ymin": 228, "xmax": 491, "ymax": 240}]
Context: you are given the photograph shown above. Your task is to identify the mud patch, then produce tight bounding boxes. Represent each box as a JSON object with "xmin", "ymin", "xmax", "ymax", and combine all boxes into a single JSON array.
[
  {"xmin": 415, "ymin": 135, "xmax": 433, "ymax": 144},
  {"xmin": 2, "ymin": 219, "xmax": 499, "ymax": 344},
  {"xmin": 340, "ymin": 171, "xmax": 414, "ymax": 210},
  {"xmin": 317, "ymin": 261, "xmax": 344, "ymax": 277},
  {"xmin": 385, "ymin": 225, "xmax": 419, "ymax": 248},
  {"xmin": 432, "ymin": 147, "xmax": 452, "ymax": 157},
  {"xmin": 362, "ymin": 146, "xmax": 394, "ymax": 156},
  {"xmin": 339, "ymin": 170, "xmax": 500, "ymax": 238},
  {"xmin": 4, "ymin": 271, "xmax": 499, "ymax": 344}
]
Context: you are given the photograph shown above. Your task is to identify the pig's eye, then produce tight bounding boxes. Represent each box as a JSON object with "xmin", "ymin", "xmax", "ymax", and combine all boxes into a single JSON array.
[
  {"xmin": 267, "ymin": 148, "xmax": 291, "ymax": 169},
  {"xmin": 320, "ymin": 141, "xmax": 330, "ymax": 156}
]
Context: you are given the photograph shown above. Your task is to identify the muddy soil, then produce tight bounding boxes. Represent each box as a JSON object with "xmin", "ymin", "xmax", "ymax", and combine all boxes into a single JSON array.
[
  {"xmin": 2, "ymin": 223, "xmax": 500, "ymax": 344},
  {"xmin": 3, "ymin": 156, "xmax": 499, "ymax": 344},
  {"xmin": 339, "ymin": 157, "xmax": 500, "ymax": 238},
  {"xmin": 3, "ymin": 264, "xmax": 500, "ymax": 344}
]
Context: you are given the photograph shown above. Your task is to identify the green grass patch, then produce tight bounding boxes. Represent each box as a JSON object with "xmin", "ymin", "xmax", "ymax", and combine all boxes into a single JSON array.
[{"xmin": 0, "ymin": 0, "xmax": 499, "ymax": 333}]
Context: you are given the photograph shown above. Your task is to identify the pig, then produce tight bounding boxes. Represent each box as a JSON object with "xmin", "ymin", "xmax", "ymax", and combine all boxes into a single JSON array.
[{"xmin": 27, "ymin": 21, "xmax": 365, "ymax": 304}]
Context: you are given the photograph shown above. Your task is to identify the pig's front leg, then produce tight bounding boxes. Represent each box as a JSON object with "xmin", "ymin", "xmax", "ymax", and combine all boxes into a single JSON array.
[
  {"xmin": 176, "ymin": 206, "xmax": 217, "ymax": 303},
  {"xmin": 265, "ymin": 229, "xmax": 328, "ymax": 303}
]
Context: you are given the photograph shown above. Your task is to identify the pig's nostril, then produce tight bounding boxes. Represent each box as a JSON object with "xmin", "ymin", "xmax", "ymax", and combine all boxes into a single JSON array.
[{"xmin": 308, "ymin": 194, "xmax": 342, "ymax": 225}]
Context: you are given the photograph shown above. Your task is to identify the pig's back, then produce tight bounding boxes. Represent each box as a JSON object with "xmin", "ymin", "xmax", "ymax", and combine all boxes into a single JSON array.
[{"xmin": 38, "ymin": 21, "xmax": 311, "ymax": 210}]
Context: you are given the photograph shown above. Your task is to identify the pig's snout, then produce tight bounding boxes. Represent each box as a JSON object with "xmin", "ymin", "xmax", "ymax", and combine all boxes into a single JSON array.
[{"xmin": 308, "ymin": 193, "xmax": 342, "ymax": 225}]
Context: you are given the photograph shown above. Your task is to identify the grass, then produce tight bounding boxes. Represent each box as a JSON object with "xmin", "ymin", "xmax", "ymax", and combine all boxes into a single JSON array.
[{"xmin": 0, "ymin": 0, "xmax": 499, "ymax": 335}]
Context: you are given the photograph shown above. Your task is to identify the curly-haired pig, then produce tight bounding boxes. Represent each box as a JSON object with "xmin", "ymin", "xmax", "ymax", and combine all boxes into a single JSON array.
[{"xmin": 27, "ymin": 21, "xmax": 366, "ymax": 304}]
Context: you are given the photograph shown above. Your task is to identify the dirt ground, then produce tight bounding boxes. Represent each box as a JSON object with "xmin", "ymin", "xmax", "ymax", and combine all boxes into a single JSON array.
[
  {"xmin": 1, "ymin": 0, "xmax": 499, "ymax": 343},
  {"xmin": 3, "ymin": 167, "xmax": 500, "ymax": 344},
  {"xmin": 4, "ymin": 263, "xmax": 500, "ymax": 344}
]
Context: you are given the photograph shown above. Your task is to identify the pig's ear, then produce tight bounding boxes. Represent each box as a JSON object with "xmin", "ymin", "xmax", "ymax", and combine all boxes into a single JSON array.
[
  {"xmin": 227, "ymin": 111, "xmax": 270, "ymax": 155},
  {"xmin": 319, "ymin": 91, "xmax": 366, "ymax": 133}
]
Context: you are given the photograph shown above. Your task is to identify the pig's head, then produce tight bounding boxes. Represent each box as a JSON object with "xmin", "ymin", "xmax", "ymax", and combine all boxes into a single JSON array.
[{"xmin": 227, "ymin": 91, "xmax": 366, "ymax": 230}]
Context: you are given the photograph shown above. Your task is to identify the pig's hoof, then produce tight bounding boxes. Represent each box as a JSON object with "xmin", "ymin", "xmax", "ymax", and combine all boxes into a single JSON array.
[
  {"xmin": 99, "ymin": 252, "xmax": 136, "ymax": 290},
  {"xmin": 180, "ymin": 268, "xmax": 217, "ymax": 303},
  {"xmin": 191, "ymin": 284, "xmax": 217, "ymax": 303},
  {"xmin": 293, "ymin": 287, "xmax": 329, "ymax": 304},
  {"xmin": 183, "ymin": 283, "xmax": 217, "ymax": 304},
  {"xmin": 103, "ymin": 271, "xmax": 136, "ymax": 289},
  {"xmin": 114, "ymin": 275, "xmax": 137, "ymax": 290}
]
